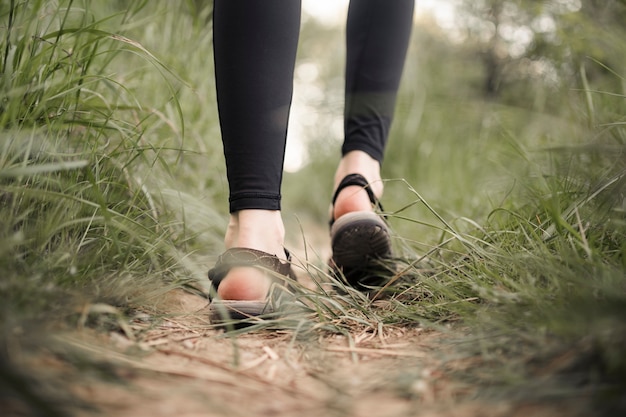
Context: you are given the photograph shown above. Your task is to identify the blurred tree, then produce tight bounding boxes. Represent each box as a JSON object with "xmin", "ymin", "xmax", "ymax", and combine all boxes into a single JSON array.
[{"xmin": 456, "ymin": 0, "xmax": 626, "ymax": 100}]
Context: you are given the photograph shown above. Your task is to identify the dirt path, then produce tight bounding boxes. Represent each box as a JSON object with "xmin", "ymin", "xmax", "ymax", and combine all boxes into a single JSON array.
[
  {"xmin": 5, "ymin": 220, "xmax": 583, "ymax": 416},
  {"xmin": 63, "ymin": 290, "xmax": 435, "ymax": 417},
  {"xmin": 8, "ymin": 218, "xmax": 578, "ymax": 417},
  {"xmin": 21, "ymin": 289, "xmax": 575, "ymax": 417}
]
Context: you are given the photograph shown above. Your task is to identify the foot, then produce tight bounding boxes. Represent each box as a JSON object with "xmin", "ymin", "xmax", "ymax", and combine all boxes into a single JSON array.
[
  {"xmin": 215, "ymin": 210, "xmax": 286, "ymax": 301},
  {"xmin": 330, "ymin": 152, "xmax": 392, "ymax": 290},
  {"xmin": 332, "ymin": 151, "xmax": 383, "ymax": 221}
]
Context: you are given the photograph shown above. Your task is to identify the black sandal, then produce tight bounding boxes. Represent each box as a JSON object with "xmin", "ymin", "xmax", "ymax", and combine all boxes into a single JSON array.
[
  {"xmin": 329, "ymin": 174, "xmax": 393, "ymax": 290},
  {"xmin": 207, "ymin": 248, "xmax": 296, "ymax": 324}
]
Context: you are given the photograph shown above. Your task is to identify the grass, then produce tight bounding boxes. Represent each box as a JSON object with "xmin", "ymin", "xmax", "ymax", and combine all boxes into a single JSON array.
[
  {"xmin": 1, "ymin": 0, "xmax": 187, "ymax": 306},
  {"xmin": 1, "ymin": 0, "xmax": 625, "ymax": 415}
]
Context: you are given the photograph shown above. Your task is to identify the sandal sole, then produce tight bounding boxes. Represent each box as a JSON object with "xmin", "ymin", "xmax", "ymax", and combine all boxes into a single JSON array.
[
  {"xmin": 209, "ymin": 299, "xmax": 272, "ymax": 326},
  {"xmin": 330, "ymin": 211, "xmax": 392, "ymax": 268}
]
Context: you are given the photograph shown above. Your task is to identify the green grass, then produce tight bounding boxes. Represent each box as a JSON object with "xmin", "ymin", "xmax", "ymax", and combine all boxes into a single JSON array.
[
  {"xmin": 1, "ymin": 0, "xmax": 189, "ymax": 309},
  {"xmin": 1, "ymin": 0, "xmax": 625, "ymax": 415}
]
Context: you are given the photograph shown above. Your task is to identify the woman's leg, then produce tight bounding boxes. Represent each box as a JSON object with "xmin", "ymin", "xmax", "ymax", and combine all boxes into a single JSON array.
[
  {"xmin": 333, "ymin": 0, "xmax": 414, "ymax": 218},
  {"xmin": 213, "ymin": 0, "xmax": 301, "ymax": 300}
]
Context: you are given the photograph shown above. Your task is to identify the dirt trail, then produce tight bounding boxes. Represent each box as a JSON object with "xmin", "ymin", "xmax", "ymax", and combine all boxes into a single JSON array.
[
  {"xmin": 8, "ymin": 220, "xmax": 580, "ymax": 416},
  {"xmin": 65, "ymin": 290, "xmax": 432, "ymax": 417},
  {"xmin": 32, "ymin": 289, "xmax": 575, "ymax": 417},
  {"xmin": 4, "ymin": 213, "xmax": 590, "ymax": 415}
]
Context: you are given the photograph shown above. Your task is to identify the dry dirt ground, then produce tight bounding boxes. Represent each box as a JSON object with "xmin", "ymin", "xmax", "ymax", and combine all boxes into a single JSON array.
[
  {"xmin": 4, "ymin": 220, "xmax": 592, "ymax": 417},
  {"xmin": 6, "ymin": 287, "xmax": 586, "ymax": 417}
]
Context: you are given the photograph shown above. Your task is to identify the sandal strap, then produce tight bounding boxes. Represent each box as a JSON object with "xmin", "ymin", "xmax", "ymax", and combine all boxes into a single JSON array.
[
  {"xmin": 208, "ymin": 248, "xmax": 294, "ymax": 295},
  {"xmin": 330, "ymin": 173, "xmax": 383, "ymax": 226}
]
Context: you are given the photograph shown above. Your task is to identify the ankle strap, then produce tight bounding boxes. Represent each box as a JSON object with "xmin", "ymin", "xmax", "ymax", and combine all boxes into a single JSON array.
[
  {"xmin": 330, "ymin": 174, "xmax": 383, "ymax": 226},
  {"xmin": 332, "ymin": 173, "xmax": 382, "ymax": 208}
]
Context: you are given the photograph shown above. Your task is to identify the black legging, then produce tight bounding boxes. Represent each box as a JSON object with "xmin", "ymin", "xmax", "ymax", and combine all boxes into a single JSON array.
[{"xmin": 213, "ymin": 0, "xmax": 414, "ymax": 213}]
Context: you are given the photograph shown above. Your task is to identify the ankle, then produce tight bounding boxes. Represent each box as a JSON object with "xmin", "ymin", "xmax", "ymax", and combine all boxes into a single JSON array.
[
  {"xmin": 331, "ymin": 151, "xmax": 385, "ymax": 220},
  {"xmin": 334, "ymin": 151, "xmax": 383, "ymax": 199},
  {"xmin": 224, "ymin": 210, "xmax": 286, "ymax": 259}
]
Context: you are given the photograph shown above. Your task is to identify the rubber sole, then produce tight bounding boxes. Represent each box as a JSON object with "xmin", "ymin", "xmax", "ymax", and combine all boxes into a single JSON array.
[
  {"xmin": 330, "ymin": 211, "xmax": 392, "ymax": 288},
  {"xmin": 208, "ymin": 300, "xmax": 272, "ymax": 327}
]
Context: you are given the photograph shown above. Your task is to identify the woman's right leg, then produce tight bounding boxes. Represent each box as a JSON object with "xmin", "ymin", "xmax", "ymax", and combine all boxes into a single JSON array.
[{"xmin": 212, "ymin": 0, "xmax": 301, "ymax": 300}]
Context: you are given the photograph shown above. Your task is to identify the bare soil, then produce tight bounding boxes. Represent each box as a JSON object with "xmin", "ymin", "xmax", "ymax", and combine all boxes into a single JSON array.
[
  {"xmin": 3, "ymin": 223, "xmax": 591, "ymax": 416},
  {"xmin": 12, "ymin": 288, "xmax": 581, "ymax": 417}
]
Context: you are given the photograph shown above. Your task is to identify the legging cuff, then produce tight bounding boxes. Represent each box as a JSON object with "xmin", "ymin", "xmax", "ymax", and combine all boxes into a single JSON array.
[
  {"xmin": 229, "ymin": 193, "xmax": 282, "ymax": 213},
  {"xmin": 341, "ymin": 141, "xmax": 384, "ymax": 163}
]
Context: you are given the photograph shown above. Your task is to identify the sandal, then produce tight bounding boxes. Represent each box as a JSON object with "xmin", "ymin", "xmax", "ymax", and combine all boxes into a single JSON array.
[
  {"xmin": 330, "ymin": 174, "xmax": 393, "ymax": 290},
  {"xmin": 207, "ymin": 248, "xmax": 297, "ymax": 325}
]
